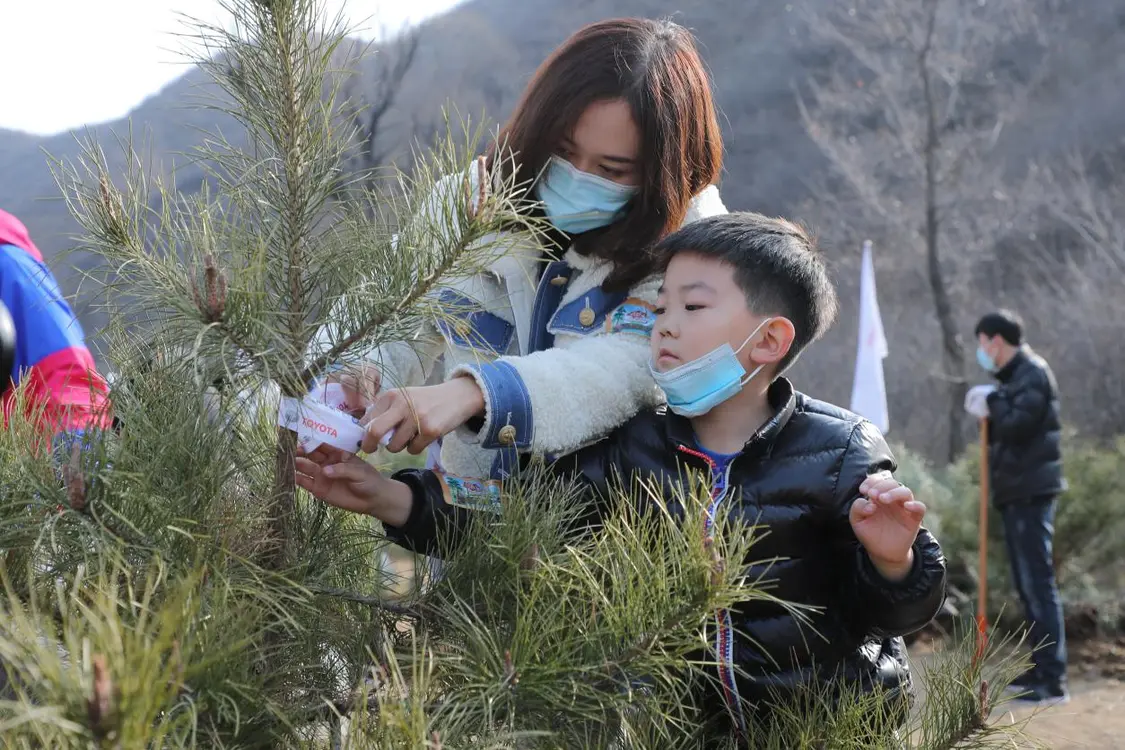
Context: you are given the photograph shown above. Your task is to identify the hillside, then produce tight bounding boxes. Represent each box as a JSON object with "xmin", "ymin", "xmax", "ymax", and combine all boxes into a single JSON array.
[
  {"xmin": 6, "ymin": 0, "xmax": 1124, "ymax": 264},
  {"xmin": 2, "ymin": 0, "xmax": 1123, "ymax": 457}
]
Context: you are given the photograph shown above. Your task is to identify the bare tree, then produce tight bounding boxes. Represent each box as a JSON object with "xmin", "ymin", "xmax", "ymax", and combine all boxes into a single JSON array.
[
  {"xmin": 795, "ymin": 0, "xmax": 1053, "ymax": 461},
  {"xmin": 337, "ymin": 27, "xmax": 420, "ymax": 204},
  {"xmin": 1000, "ymin": 149, "xmax": 1125, "ymax": 435},
  {"xmin": 1043, "ymin": 150, "xmax": 1125, "ymax": 270}
]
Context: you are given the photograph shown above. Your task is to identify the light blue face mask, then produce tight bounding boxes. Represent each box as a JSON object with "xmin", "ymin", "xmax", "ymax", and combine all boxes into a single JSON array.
[
  {"xmin": 976, "ymin": 346, "xmax": 997, "ymax": 373},
  {"xmin": 649, "ymin": 319, "xmax": 773, "ymax": 418},
  {"xmin": 536, "ymin": 155, "xmax": 638, "ymax": 234}
]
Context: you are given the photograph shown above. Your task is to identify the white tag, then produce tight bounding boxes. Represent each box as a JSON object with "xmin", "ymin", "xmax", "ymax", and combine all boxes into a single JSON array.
[
  {"xmin": 277, "ymin": 396, "xmax": 363, "ymax": 453},
  {"xmin": 278, "ymin": 389, "xmax": 395, "ymax": 454},
  {"xmin": 312, "ymin": 381, "xmax": 352, "ymax": 413}
]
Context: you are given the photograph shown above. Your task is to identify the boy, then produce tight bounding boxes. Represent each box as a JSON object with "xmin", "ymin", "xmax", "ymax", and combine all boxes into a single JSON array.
[{"xmin": 296, "ymin": 213, "xmax": 946, "ymax": 739}]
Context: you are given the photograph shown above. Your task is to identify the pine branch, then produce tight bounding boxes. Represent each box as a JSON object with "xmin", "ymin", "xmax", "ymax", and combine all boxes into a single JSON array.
[
  {"xmin": 300, "ymin": 147, "xmax": 545, "ymax": 387},
  {"xmin": 11, "ymin": 1, "xmax": 1060, "ymax": 746},
  {"xmin": 299, "ymin": 253, "xmax": 459, "ymax": 386},
  {"xmin": 304, "ymin": 582, "xmax": 419, "ymax": 618},
  {"xmin": 79, "ymin": 500, "xmax": 155, "ymax": 551},
  {"xmin": 908, "ymin": 624, "xmax": 1038, "ymax": 750}
]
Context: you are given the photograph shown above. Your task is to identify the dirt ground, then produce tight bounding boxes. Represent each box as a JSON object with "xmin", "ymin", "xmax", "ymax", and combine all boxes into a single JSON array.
[
  {"xmin": 1002, "ymin": 678, "xmax": 1125, "ymax": 748},
  {"xmin": 998, "ymin": 637, "xmax": 1125, "ymax": 748},
  {"xmin": 909, "ymin": 635, "xmax": 1125, "ymax": 748}
]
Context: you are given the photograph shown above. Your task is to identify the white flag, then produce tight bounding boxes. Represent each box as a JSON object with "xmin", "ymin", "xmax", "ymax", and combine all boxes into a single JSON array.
[{"xmin": 849, "ymin": 240, "xmax": 890, "ymax": 433}]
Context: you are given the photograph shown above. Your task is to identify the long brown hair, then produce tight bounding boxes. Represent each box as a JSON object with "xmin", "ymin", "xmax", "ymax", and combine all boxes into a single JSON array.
[{"xmin": 488, "ymin": 18, "xmax": 723, "ymax": 292}]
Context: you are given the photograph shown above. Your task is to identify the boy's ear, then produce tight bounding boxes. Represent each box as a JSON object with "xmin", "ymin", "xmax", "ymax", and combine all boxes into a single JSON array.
[{"xmin": 749, "ymin": 317, "xmax": 796, "ymax": 366}]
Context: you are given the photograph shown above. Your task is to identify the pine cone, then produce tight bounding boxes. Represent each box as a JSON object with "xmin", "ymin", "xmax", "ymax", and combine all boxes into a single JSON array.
[
  {"xmin": 98, "ymin": 175, "xmax": 129, "ymax": 247},
  {"xmin": 703, "ymin": 535, "xmax": 724, "ymax": 587},
  {"xmin": 519, "ymin": 543, "xmax": 541, "ymax": 572},
  {"xmin": 191, "ymin": 254, "xmax": 228, "ymax": 323},
  {"xmin": 63, "ymin": 443, "xmax": 87, "ymax": 511},
  {"xmin": 87, "ymin": 654, "xmax": 113, "ymax": 738}
]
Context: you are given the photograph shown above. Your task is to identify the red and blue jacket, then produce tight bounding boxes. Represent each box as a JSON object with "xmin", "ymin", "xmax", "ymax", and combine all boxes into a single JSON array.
[{"xmin": 0, "ymin": 208, "xmax": 111, "ymax": 440}]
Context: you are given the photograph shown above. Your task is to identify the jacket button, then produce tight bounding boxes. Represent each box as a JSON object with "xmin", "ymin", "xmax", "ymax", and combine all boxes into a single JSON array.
[
  {"xmin": 578, "ymin": 308, "xmax": 596, "ymax": 327},
  {"xmin": 550, "ymin": 275, "xmax": 568, "ymax": 287},
  {"xmin": 498, "ymin": 425, "xmax": 518, "ymax": 445}
]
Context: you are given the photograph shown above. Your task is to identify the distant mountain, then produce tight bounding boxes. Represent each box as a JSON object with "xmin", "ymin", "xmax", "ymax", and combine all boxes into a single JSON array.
[
  {"xmin": 8, "ymin": 0, "xmax": 1124, "ymax": 264},
  {"xmin": 0, "ymin": 128, "xmax": 38, "ymax": 164},
  {"xmin": 3, "ymin": 0, "xmax": 1123, "ymax": 457}
]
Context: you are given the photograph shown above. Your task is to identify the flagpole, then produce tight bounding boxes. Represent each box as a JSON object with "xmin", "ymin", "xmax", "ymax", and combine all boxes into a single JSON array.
[{"xmin": 975, "ymin": 416, "xmax": 990, "ymax": 666}]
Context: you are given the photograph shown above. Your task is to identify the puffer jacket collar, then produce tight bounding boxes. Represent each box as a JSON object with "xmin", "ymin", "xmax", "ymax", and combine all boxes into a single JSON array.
[
  {"xmin": 993, "ymin": 347, "xmax": 1029, "ymax": 383},
  {"xmin": 663, "ymin": 377, "xmax": 798, "ymax": 462}
]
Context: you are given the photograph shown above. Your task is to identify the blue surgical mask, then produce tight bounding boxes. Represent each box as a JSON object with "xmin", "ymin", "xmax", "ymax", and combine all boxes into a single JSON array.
[
  {"xmin": 976, "ymin": 346, "xmax": 996, "ymax": 373},
  {"xmin": 536, "ymin": 155, "xmax": 638, "ymax": 234},
  {"xmin": 649, "ymin": 319, "xmax": 773, "ymax": 418}
]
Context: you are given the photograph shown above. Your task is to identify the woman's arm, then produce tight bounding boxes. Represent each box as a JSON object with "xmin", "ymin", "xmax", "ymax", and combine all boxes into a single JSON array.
[
  {"xmin": 358, "ymin": 275, "xmax": 662, "ymax": 457},
  {"xmin": 448, "ymin": 278, "xmax": 663, "ymax": 455}
]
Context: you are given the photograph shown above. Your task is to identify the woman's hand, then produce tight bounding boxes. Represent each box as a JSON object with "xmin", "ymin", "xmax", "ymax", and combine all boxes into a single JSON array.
[
  {"xmin": 359, "ymin": 377, "xmax": 486, "ymax": 455},
  {"xmin": 295, "ymin": 446, "xmax": 413, "ymax": 526}
]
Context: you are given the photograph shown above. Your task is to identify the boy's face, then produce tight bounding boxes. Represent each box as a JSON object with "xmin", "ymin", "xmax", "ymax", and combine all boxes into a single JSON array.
[{"xmin": 651, "ymin": 252, "xmax": 795, "ymax": 373}]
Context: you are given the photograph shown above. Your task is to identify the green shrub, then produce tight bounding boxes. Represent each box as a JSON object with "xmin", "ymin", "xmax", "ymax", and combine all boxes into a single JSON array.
[
  {"xmin": 892, "ymin": 431, "xmax": 1125, "ymax": 634},
  {"xmin": 890, "ymin": 442, "xmax": 1013, "ymax": 626}
]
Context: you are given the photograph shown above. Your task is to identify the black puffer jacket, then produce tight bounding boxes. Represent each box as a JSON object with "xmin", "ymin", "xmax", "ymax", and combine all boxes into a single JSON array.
[
  {"xmin": 986, "ymin": 348, "xmax": 1065, "ymax": 504},
  {"xmin": 387, "ymin": 378, "xmax": 946, "ymax": 722}
]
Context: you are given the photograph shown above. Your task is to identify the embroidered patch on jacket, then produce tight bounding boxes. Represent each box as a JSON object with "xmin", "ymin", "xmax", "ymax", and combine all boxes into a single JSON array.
[
  {"xmin": 606, "ymin": 298, "xmax": 657, "ymax": 337},
  {"xmin": 437, "ymin": 472, "xmax": 503, "ymax": 513}
]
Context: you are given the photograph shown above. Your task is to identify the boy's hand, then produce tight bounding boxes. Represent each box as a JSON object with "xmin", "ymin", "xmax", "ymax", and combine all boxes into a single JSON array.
[
  {"xmin": 850, "ymin": 472, "xmax": 927, "ymax": 582},
  {"xmin": 295, "ymin": 446, "xmax": 413, "ymax": 527}
]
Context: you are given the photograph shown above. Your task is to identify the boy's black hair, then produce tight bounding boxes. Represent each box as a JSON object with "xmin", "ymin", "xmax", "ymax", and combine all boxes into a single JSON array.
[
  {"xmin": 975, "ymin": 310, "xmax": 1024, "ymax": 346},
  {"xmin": 653, "ymin": 212, "xmax": 838, "ymax": 372}
]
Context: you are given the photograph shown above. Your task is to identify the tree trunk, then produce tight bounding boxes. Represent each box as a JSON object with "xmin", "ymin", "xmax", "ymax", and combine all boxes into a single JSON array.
[
  {"xmin": 920, "ymin": 0, "xmax": 968, "ymax": 463},
  {"xmin": 267, "ymin": 425, "xmax": 298, "ymax": 570}
]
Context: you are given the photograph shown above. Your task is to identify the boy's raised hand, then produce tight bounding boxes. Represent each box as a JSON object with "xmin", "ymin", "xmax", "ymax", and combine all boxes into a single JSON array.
[
  {"xmin": 849, "ymin": 472, "xmax": 927, "ymax": 582},
  {"xmin": 295, "ymin": 446, "xmax": 412, "ymax": 526}
]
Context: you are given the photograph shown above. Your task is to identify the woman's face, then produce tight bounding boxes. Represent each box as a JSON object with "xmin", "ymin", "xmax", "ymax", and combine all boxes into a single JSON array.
[{"xmin": 555, "ymin": 98, "xmax": 642, "ymax": 187}]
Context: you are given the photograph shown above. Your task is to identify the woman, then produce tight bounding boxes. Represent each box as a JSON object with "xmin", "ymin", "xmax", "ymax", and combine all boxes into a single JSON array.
[{"xmin": 318, "ymin": 18, "xmax": 726, "ymax": 480}]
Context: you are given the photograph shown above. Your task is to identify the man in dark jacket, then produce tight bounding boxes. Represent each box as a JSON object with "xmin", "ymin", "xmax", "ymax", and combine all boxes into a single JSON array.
[
  {"xmin": 966, "ymin": 310, "xmax": 1067, "ymax": 705},
  {"xmin": 297, "ymin": 213, "xmax": 947, "ymax": 743}
]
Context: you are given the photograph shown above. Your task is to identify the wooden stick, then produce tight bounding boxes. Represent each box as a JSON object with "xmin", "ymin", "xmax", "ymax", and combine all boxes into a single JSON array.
[{"xmin": 975, "ymin": 416, "xmax": 990, "ymax": 666}]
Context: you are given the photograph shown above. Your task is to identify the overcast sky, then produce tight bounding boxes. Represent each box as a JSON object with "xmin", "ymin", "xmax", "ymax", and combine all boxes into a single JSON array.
[{"xmin": 0, "ymin": 0, "xmax": 462, "ymax": 136}]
